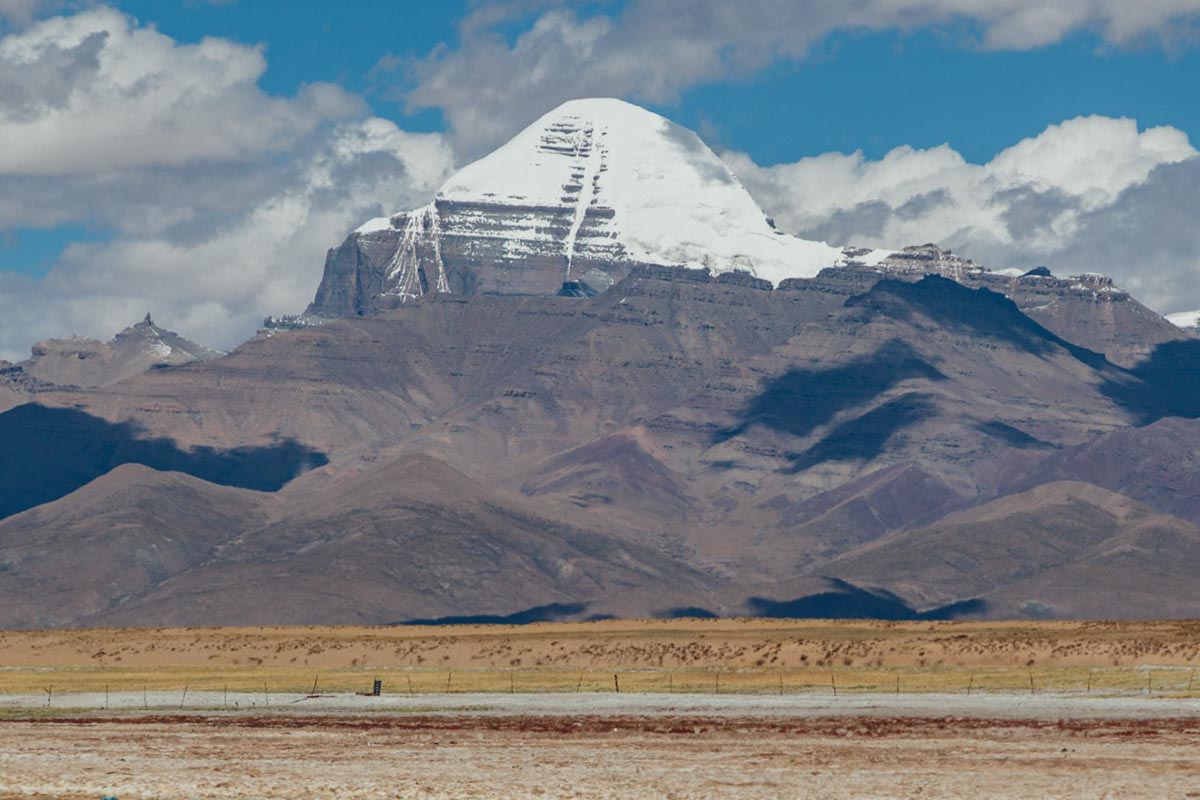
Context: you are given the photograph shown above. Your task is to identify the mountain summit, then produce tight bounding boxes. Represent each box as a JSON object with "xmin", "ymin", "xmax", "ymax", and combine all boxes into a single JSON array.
[
  {"xmin": 10, "ymin": 102, "xmax": 1200, "ymax": 627},
  {"xmin": 309, "ymin": 98, "xmax": 877, "ymax": 316},
  {"xmin": 435, "ymin": 98, "xmax": 851, "ymax": 282},
  {"xmin": 16, "ymin": 315, "xmax": 221, "ymax": 388}
]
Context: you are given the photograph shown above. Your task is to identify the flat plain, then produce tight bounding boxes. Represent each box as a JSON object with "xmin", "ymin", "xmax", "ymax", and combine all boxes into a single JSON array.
[
  {"xmin": 3, "ymin": 618, "xmax": 1200, "ymax": 695},
  {"xmin": 4, "ymin": 620, "xmax": 1200, "ymax": 799}
]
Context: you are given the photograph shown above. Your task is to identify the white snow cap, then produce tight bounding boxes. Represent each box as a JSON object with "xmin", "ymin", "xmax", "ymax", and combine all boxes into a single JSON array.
[
  {"xmin": 436, "ymin": 98, "xmax": 848, "ymax": 284},
  {"xmin": 1166, "ymin": 310, "xmax": 1200, "ymax": 329},
  {"xmin": 355, "ymin": 216, "xmax": 394, "ymax": 235}
]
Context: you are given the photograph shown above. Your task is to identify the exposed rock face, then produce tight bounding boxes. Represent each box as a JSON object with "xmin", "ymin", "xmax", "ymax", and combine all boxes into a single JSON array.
[
  {"xmin": 307, "ymin": 102, "xmax": 1182, "ymax": 370},
  {"xmin": 309, "ymin": 199, "xmax": 657, "ymax": 316},
  {"xmin": 0, "ymin": 359, "xmax": 47, "ymax": 412},
  {"xmin": 816, "ymin": 244, "xmax": 1190, "ymax": 366},
  {"xmin": 5, "ymin": 100, "xmax": 1200, "ymax": 626},
  {"xmin": 309, "ymin": 98, "xmax": 854, "ymax": 317},
  {"xmin": 8, "ymin": 268, "xmax": 1200, "ymax": 625},
  {"xmin": 313, "ymin": 185, "xmax": 1182, "ymax": 365},
  {"xmin": 16, "ymin": 315, "xmax": 221, "ymax": 388}
]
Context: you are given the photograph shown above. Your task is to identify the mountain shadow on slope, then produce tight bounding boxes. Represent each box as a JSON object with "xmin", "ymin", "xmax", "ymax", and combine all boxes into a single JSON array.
[
  {"xmin": 715, "ymin": 340, "xmax": 945, "ymax": 444},
  {"xmin": 974, "ymin": 420, "xmax": 1057, "ymax": 450},
  {"xmin": 720, "ymin": 276, "xmax": 1126, "ymax": 471},
  {"xmin": 400, "ymin": 602, "xmax": 591, "ymax": 626},
  {"xmin": 1101, "ymin": 339, "xmax": 1200, "ymax": 423},
  {"xmin": 853, "ymin": 275, "xmax": 1200, "ymax": 424},
  {"xmin": 784, "ymin": 393, "xmax": 936, "ymax": 473},
  {"xmin": 855, "ymin": 274, "xmax": 1200, "ymax": 425},
  {"xmin": 400, "ymin": 592, "xmax": 986, "ymax": 624},
  {"xmin": 747, "ymin": 580, "xmax": 986, "ymax": 620},
  {"xmin": 655, "ymin": 606, "xmax": 721, "ymax": 619},
  {"xmin": 846, "ymin": 275, "xmax": 1109, "ymax": 368},
  {"xmin": 0, "ymin": 403, "xmax": 327, "ymax": 520}
]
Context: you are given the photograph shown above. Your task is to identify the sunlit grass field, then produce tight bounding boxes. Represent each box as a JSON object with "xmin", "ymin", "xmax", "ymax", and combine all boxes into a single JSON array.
[{"xmin": 4, "ymin": 619, "xmax": 1200, "ymax": 699}]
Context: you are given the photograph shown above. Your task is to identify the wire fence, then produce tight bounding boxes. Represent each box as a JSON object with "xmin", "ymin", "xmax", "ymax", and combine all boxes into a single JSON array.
[{"xmin": 8, "ymin": 664, "xmax": 1200, "ymax": 703}]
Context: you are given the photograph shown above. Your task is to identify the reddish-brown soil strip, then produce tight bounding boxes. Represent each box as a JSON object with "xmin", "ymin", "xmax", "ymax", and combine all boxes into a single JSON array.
[{"xmin": 12, "ymin": 712, "xmax": 1200, "ymax": 738}]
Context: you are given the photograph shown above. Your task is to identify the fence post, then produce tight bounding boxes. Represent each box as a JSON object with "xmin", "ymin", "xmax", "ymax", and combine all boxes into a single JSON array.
[
  {"xmin": 831, "ymin": 672, "xmax": 837, "ymax": 698},
  {"xmin": 614, "ymin": 674, "xmax": 620, "ymax": 693}
]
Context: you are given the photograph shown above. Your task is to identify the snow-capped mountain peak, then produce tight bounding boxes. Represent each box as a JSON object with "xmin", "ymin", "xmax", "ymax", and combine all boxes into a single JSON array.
[
  {"xmin": 433, "ymin": 97, "xmax": 845, "ymax": 283},
  {"xmin": 326, "ymin": 99, "xmax": 874, "ymax": 316}
]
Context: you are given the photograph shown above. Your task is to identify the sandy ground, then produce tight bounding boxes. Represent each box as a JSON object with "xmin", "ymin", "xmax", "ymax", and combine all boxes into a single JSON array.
[{"xmin": 3, "ymin": 697, "xmax": 1200, "ymax": 799}]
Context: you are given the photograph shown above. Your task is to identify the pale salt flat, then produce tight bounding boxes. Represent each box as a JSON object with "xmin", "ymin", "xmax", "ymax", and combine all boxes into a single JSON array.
[{"xmin": 6, "ymin": 690, "xmax": 1200, "ymax": 720}]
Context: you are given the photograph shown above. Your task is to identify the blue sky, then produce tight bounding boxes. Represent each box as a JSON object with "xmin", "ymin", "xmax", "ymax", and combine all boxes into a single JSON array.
[
  {"xmin": 111, "ymin": 0, "xmax": 460, "ymax": 131},
  {"xmin": 105, "ymin": 0, "xmax": 1200, "ymax": 164},
  {"xmin": 681, "ymin": 31, "xmax": 1200, "ymax": 165},
  {"xmin": 1, "ymin": 0, "xmax": 1199, "ymax": 356}
]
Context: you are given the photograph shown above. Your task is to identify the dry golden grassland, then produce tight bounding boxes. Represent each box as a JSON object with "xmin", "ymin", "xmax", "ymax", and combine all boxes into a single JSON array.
[{"xmin": 2, "ymin": 618, "xmax": 1200, "ymax": 697}]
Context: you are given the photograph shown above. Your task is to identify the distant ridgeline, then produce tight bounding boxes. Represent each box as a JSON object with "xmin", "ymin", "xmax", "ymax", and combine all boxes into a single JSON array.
[{"xmin": 1, "ymin": 99, "xmax": 1199, "ymax": 628}]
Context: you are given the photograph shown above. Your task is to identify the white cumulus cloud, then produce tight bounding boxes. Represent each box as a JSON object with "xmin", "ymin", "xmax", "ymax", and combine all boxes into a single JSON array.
[
  {"xmin": 723, "ymin": 115, "xmax": 1200, "ymax": 312},
  {"xmin": 0, "ymin": 7, "xmax": 362, "ymax": 175},
  {"xmin": 0, "ymin": 7, "xmax": 455, "ymax": 360}
]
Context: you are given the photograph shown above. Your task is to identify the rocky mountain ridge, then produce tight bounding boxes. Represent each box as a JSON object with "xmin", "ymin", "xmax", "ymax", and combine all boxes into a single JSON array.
[
  {"xmin": 308, "ymin": 98, "xmax": 877, "ymax": 318},
  {"xmin": 2, "ymin": 99, "xmax": 1199, "ymax": 626},
  {"xmin": 4, "ymin": 315, "xmax": 220, "ymax": 393},
  {"xmin": 828, "ymin": 244, "xmax": 1192, "ymax": 367},
  {"xmin": 306, "ymin": 99, "xmax": 1187, "ymax": 370},
  {"xmin": 4, "ymin": 265, "xmax": 1200, "ymax": 625}
]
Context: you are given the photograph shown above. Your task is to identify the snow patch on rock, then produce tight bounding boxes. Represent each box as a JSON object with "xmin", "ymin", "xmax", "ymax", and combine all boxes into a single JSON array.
[
  {"xmin": 355, "ymin": 216, "xmax": 395, "ymax": 235},
  {"xmin": 1166, "ymin": 310, "xmax": 1200, "ymax": 329},
  {"xmin": 432, "ymin": 98, "xmax": 849, "ymax": 284}
]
